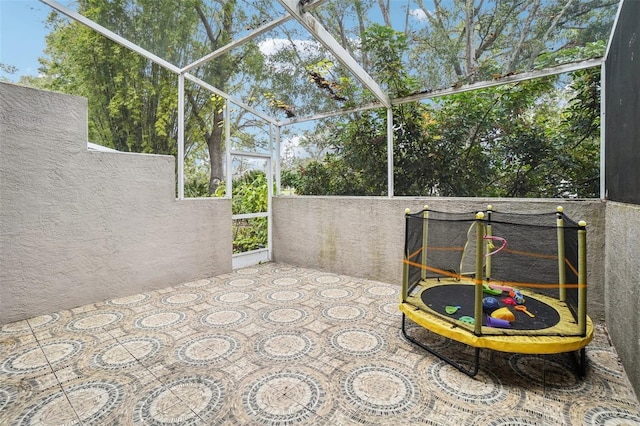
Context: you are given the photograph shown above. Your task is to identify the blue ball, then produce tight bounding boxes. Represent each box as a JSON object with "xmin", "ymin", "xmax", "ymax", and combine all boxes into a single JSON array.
[{"xmin": 482, "ymin": 297, "xmax": 500, "ymax": 312}]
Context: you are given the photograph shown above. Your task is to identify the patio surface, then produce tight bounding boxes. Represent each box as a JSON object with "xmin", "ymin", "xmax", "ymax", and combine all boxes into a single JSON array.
[{"xmin": 1, "ymin": 263, "xmax": 639, "ymax": 425}]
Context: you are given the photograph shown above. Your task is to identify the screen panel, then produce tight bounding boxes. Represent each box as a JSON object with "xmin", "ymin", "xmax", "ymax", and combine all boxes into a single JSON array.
[{"xmin": 605, "ymin": 0, "xmax": 640, "ymax": 205}]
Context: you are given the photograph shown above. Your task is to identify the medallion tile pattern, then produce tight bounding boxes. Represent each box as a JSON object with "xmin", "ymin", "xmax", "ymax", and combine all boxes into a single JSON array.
[{"xmin": 1, "ymin": 263, "xmax": 639, "ymax": 425}]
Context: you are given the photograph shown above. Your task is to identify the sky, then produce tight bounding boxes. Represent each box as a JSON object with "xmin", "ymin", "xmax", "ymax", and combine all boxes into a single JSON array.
[{"xmin": 0, "ymin": 0, "xmax": 51, "ymax": 81}]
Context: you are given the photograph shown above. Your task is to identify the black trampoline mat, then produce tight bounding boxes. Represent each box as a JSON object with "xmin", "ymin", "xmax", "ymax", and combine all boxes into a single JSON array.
[{"xmin": 421, "ymin": 284, "xmax": 561, "ymax": 330}]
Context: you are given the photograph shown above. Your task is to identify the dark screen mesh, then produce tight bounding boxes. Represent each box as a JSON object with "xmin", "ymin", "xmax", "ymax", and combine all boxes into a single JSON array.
[
  {"xmin": 405, "ymin": 210, "xmax": 476, "ymax": 286},
  {"xmin": 605, "ymin": 0, "xmax": 640, "ymax": 205},
  {"xmin": 404, "ymin": 208, "xmax": 583, "ymax": 322}
]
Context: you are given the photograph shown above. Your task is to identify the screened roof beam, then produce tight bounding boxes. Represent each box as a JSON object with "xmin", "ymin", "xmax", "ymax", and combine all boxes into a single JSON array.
[
  {"xmin": 181, "ymin": 14, "xmax": 294, "ymax": 74},
  {"xmin": 40, "ymin": 0, "xmax": 274, "ymax": 125},
  {"xmin": 277, "ymin": 101, "xmax": 384, "ymax": 126},
  {"xmin": 300, "ymin": 0, "xmax": 332, "ymax": 10},
  {"xmin": 393, "ymin": 57, "xmax": 604, "ymax": 105},
  {"xmin": 40, "ymin": 0, "xmax": 180, "ymax": 74},
  {"xmin": 184, "ymin": 74, "xmax": 276, "ymax": 125},
  {"xmin": 277, "ymin": 57, "xmax": 604, "ymax": 125},
  {"xmin": 277, "ymin": 0, "xmax": 391, "ymax": 108}
]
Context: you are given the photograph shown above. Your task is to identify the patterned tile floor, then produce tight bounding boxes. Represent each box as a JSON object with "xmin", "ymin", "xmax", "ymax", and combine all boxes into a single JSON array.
[{"xmin": 1, "ymin": 263, "xmax": 639, "ymax": 425}]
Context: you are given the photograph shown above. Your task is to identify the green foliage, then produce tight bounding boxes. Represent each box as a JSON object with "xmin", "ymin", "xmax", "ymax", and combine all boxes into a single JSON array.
[
  {"xmin": 0, "ymin": 63, "xmax": 18, "ymax": 82},
  {"xmin": 228, "ymin": 170, "xmax": 269, "ymax": 253},
  {"xmin": 41, "ymin": 4, "xmax": 185, "ymax": 155},
  {"xmin": 295, "ymin": 1, "xmax": 613, "ymax": 198},
  {"xmin": 288, "ymin": 71, "xmax": 601, "ymax": 198},
  {"xmin": 280, "ymin": 169, "xmax": 300, "ymax": 190},
  {"xmin": 361, "ymin": 25, "xmax": 418, "ymax": 97},
  {"xmin": 536, "ymin": 41, "xmax": 608, "ymax": 68},
  {"xmin": 294, "ymin": 156, "xmax": 374, "ymax": 196},
  {"xmin": 231, "ymin": 170, "xmax": 268, "ymax": 214},
  {"xmin": 184, "ymin": 165, "xmax": 212, "ymax": 198},
  {"xmin": 279, "ymin": 12, "xmax": 605, "ymax": 199},
  {"xmin": 424, "ymin": 78, "xmax": 560, "ymax": 197},
  {"xmin": 36, "ymin": 0, "xmax": 266, "ymax": 196},
  {"xmin": 233, "ymin": 216, "xmax": 267, "ymax": 254},
  {"xmin": 554, "ymin": 67, "xmax": 601, "ymax": 197},
  {"xmin": 18, "ymin": 0, "xmax": 607, "ymax": 201}
]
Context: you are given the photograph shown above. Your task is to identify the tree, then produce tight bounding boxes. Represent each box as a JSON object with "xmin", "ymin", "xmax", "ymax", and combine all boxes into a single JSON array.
[
  {"xmin": 0, "ymin": 63, "xmax": 19, "ymax": 82},
  {"xmin": 312, "ymin": 0, "xmax": 615, "ymax": 92},
  {"xmin": 39, "ymin": 0, "xmax": 267, "ymax": 195},
  {"xmin": 287, "ymin": 22, "xmax": 602, "ymax": 198},
  {"xmin": 28, "ymin": 0, "xmax": 611, "ymax": 198},
  {"xmin": 406, "ymin": 0, "xmax": 616, "ymax": 89},
  {"xmin": 553, "ymin": 67, "xmax": 601, "ymax": 197}
]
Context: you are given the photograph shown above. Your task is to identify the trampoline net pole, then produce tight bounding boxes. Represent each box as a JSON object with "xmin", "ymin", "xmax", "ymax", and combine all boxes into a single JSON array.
[
  {"xmin": 485, "ymin": 205, "xmax": 493, "ymax": 278},
  {"xmin": 474, "ymin": 212, "xmax": 485, "ymax": 335},
  {"xmin": 401, "ymin": 261, "xmax": 409, "ymax": 303},
  {"xmin": 402, "ymin": 208, "xmax": 410, "ymax": 303},
  {"xmin": 421, "ymin": 206, "xmax": 429, "ymax": 281},
  {"xmin": 578, "ymin": 222, "xmax": 587, "ymax": 336},
  {"xmin": 557, "ymin": 207, "xmax": 567, "ymax": 302}
]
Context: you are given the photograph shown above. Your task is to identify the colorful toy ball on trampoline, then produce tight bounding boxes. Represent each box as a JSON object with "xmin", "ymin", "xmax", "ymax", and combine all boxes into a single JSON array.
[
  {"xmin": 482, "ymin": 297, "xmax": 500, "ymax": 312},
  {"xmin": 509, "ymin": 290, "xmax": 525, "ymax": 305}
]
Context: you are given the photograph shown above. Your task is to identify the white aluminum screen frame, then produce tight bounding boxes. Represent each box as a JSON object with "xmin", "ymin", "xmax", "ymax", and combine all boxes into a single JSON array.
[
  {"xmin": 39, "ymin": 0, "xmax": 609, "ymax": 200},
  {"xmin": 229, "ymin": 151, "xmax": 273, "ymax": 269}
]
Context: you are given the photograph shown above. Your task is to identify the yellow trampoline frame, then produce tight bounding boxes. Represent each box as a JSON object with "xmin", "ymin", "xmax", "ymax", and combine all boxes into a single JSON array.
[{"xmin": 400, "ymin": 207, "xmax": 592, "ymax": 377}]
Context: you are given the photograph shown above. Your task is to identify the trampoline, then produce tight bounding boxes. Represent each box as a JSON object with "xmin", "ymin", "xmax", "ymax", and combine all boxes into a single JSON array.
[{"xmin": 400, "ymin": 206, "xmax": 593, "ymax": 377}]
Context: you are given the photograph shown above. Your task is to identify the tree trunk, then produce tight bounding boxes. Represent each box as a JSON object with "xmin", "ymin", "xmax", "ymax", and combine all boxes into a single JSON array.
[{"xmin": 208, "ymin": 108, "xmax": 224, "ymax": 195}]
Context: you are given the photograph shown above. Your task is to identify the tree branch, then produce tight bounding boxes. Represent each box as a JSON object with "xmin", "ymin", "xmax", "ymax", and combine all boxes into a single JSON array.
[
  {"xmin": 527, "ymin": 0, "xmax": 575, "ymax": 70},
  {"xmin": 377, "ymin": 0, "xmax": 391, "ymax": 27},
  {"xmin": 195, "ymin": 3, "xmax": 217, "ymax": 47},
  {"xmin": 504, "ymin": 0, "xmax": 540, "ymax": 73}
]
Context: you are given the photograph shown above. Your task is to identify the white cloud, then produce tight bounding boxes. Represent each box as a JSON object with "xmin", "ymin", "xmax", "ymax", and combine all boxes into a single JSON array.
[
  {"xmin": 258, "ymin": 38, "xmax": 320, "ymax": 57},
  {"xmin": 282, "ymin": 135, "xmax": 303, "ymax": 158},
  {"xmin": 409, "ymin": 8, "xmax": 429, "ymax": 21},
  {"xmin": 258, "ymin": 38, "xmax": 324, "ymax": 73}
]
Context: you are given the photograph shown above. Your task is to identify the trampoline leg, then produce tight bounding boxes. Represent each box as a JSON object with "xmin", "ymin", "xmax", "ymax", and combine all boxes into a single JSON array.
[
  {"xmin": 572, "ymin": 347, "xmax": 587, "ymax": 378},
  {"xmin": 567, "ymin": 347, "xmax": 587, "ymax": 378},
  {"xmin": 401, "ymin": 313, "xmax": 481, "ymax": 377}
]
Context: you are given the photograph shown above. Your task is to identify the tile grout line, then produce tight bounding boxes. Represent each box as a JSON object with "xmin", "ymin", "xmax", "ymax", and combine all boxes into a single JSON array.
[
  {"xmin": 109, "ymin": 328, "xmax": 208, "ymax": 423},
  {"xmin": 26, "ymin": 318, "xmax": 84, "ymax": 425},
  {"xmin": 224, "ymin": 270, "xmax": 338, "ymax": 423}
]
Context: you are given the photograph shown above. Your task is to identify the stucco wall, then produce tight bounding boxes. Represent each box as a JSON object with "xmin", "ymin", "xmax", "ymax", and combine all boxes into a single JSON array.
[
  {"xmin": 0, "ymin": 83, "xmax": 232, "ymax": 324},
  {"xmin": 273, "ymin": 196, "xmax": 606, "ymax": 322},
  {"xmin": 605, "ymin": 201, "xmax": 640, "ymax": 397}
]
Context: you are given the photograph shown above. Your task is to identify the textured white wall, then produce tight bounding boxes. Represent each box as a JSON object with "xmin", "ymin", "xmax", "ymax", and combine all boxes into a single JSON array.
[
  {"xmin": 273, "ymin": 196, "xmax": 606, "ymax": 321},
  {"xmin": 605, "ymin": 202, "xmax": 640, "ymax": 397},
  {"xmin": 0, "ymin": 83, "xmax": 232, "ymax": 324}
]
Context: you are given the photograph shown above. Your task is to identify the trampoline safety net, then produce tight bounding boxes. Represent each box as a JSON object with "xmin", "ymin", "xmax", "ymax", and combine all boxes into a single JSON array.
[{"xmin": 404, "ymin": 208, "xmax": 583, "ymax": 324}]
